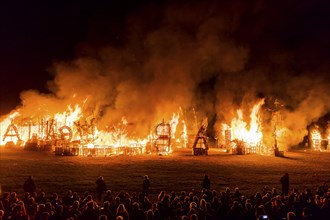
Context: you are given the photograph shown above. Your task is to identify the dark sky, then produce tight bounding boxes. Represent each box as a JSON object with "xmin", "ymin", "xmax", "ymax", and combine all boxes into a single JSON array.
[
  {"xmin": 0, "ymin": 0, "xmax": 329, "ymax": 116},
  {"xmin": 0, "ymin": 0, "xmax": 155, "ymax": 115}
]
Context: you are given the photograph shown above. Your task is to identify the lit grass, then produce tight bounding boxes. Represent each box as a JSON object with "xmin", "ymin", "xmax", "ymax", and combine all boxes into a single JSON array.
[{"xmin": 0, "ymin": 147, "xmax": 329, "ymax": 201}]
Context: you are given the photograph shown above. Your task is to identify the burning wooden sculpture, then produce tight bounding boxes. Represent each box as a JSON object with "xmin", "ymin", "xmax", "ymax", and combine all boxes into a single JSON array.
[
  {"xmin": 308, "ymin": 125, "xmax": 330, "ymax": 151},
  {"xmin": 192, "ymin": 119, "xmax": 208, "ymax": 156},
  {"xmin": 154, "ymin": 120, "xmax": 171, "ymax": 155},
  {"xmin": 55, "ymin": 119, "xmax": 97, "ymax": 156},
  {"xmin": 2, "ymin": 122, "xmax": 22, "ymax": 147}
]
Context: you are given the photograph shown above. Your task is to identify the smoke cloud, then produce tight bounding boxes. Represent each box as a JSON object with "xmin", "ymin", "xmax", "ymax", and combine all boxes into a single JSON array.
[{"xmin": 4, "ymin": 0, "xmax": 330, "ymax": 146}]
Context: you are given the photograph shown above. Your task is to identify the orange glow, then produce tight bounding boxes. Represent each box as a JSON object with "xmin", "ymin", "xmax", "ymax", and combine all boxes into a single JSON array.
[
  {"xmin": 54, "ymin": 104, "xmax": 82, "ymax": 127},
  {"xmin": 223, "ymin": 99, "xmax": 264, "ymax": 148},
  {"xmin": 310, "ymin": 129, "xmax": 321, "ymax": 151},
  {"xmin": 169, "ymin": 113, "xmax": 180, "ymax": 139},
  {"xmin": 0, "ymin": 111, "xmax": 20, "ymax": 145},
  {"xmin": 0, "ymin": 103, "xmax": 185, "ymax": 156}
]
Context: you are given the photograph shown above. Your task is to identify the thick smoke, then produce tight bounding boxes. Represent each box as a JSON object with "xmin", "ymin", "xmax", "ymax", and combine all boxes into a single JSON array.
[{"xmin": 7, "ymin": 0, "xmax": 330, "ymax": 145}]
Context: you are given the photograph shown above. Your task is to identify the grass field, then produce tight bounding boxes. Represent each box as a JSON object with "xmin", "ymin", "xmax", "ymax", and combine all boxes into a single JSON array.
[{"xmin": 0, "ymin": 147, "xmax": 329, "ymax": 201}]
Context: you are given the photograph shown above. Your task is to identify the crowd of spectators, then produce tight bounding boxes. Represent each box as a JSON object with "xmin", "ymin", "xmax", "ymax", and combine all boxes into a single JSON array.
[{"xmin": 0, "ymin": 178, "xmax": 329, "ymax": 220}]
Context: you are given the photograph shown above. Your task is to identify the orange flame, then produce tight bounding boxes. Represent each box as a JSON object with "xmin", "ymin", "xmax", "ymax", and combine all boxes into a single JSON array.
[
  {"xmin": 55, "ymin": 104, "xmax": 82, "ymax": 127},
  {"xmin": 0, "ymin": 111, "xmax": 20, "ymax": 145},
  {"xmin": 310, "ymin": 129, "xmax": 321, "ymax": 151},
  {"xmin": 0, "ymin": 101, "xmax": 186, "ymax": 155},
  {"xmin": 226, "ymin": 99, "xmax": 264, "ymax": 146}
]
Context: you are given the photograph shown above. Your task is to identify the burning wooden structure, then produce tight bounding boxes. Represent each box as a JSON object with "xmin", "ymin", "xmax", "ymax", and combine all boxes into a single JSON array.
[
  {"xmin": 309, "ymin": 126, "xmax": 330, "ymax": 151},
  {"xmin": 153, "ymin": 120, "xmax": 172, "ymax": 155},
  {"xmin": 0, "ymin": 110, "xmax": 148, "ymax": 156},
  {"xmin": 221, "ymin": 100, "xmax": 266, "ymax": 155},
  {"xmin": 192, "ymin": 119, "xmax": 208, "ymax": 156},
  {"xmin": 0, "ymin": 107, "xmax": 186, "ymax": 156},
  {"xmin": 217, "ymin": 99, "xmax": 287, "ymax": 156},
  {"xmin": 2, "ymin": 122, "xmax": 22, "ymax": 147},
  {"xmin": 2, "ymin": 95, "xmax": 328, "ymax": 157}
]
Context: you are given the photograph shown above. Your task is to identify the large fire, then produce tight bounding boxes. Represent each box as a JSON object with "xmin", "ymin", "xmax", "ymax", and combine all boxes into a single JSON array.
[
  {"xmin": 310, "ymin": 129, "xmax": 321, "ymax": 151},
  {"xmin": 0, "ymin": 103, "xmax": 186, "ymax": 156},
  {"xmin": 221, "ymin": 99, "xmax": 270, "ymax": 154},
  {"xmin": 230, "ymin": 99, "xmax": 264, "ymax": 146},
  {"xmin": 1, "ymin": 0, "xmax": 329, "ymax": 157},
  {"xmin": 309, "ymin": 126, "xmax": 330, "ymax": 151},
  {"xmin": 1, "ymin": 96, "xmax": 328, "ymax": 155}
]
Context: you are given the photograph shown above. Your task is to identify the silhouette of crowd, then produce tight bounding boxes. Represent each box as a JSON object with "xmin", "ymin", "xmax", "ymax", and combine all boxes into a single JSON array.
[{"xmin": 0, "ymin": 176, "xmax": 329, "ymax": 220}]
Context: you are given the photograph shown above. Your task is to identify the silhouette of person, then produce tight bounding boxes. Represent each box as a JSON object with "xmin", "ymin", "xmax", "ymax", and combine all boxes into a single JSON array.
[
  {"xmin": 142, "ymin": 175, "xmax": 150, "ymax": 196},
  {"xmin": 280, "ymin": 173, "xmax": 289, "ymax": 196},
  {"xmin": 202, "ymin": 174, "xmax": 211, "ymax": 190},
  {"xmin": 96, "ymin": 176, "xmax": 107, "ymax": 201},
  {"xmin": 23, "ymin": 176, "xmax": 36, "ymax": 194}
]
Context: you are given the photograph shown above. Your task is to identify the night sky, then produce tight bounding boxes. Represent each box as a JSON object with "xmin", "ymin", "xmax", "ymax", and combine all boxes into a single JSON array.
[
  {"xmin": 0, "ymin": 0, "xmax": 329, "ymax": 128},
  {"xmin": 0, "ymin": 0, "xmax": 154, "ymax": 114}
]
